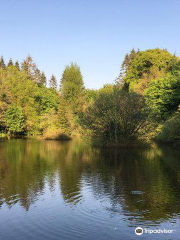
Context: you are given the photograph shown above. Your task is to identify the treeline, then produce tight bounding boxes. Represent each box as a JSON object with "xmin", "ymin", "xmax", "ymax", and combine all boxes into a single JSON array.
[
  {"xmin": 1, "ymin": 49, "xmax": 180, "ymax": 145},
  {"xmin": 0, "ymin": 55, "xmax": 85, "ymax": 139},
  {"xmin": 118, "ymin": 48, "xmax": 180, "ymax": 144}
]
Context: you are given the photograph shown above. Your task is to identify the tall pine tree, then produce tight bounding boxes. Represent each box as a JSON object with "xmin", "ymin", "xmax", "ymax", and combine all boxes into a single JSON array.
[
  {"xmin": 7, "ymin": 58, "xmax": 14, "ymax": 67},
  {"xmin": 15, "ymin": 61, "xmax": 20, "ymax": 70},
  {"xmin": 40, "ymin": 71, "xmax": 47, "ymax": 86},
  {"xmin": 49, "ymin": 75, "xmax": 57, "ymax": 89},
  {"xmin": 117, "ymin": 48, "xmax": 138, "ymax": 90},
  {"xmin": 21, "ymin": 55, "xmax": 43, "ymax": 84},
  {"xmin": 0, "ymin": 56, "xmax": 6, "ymax": 69},
  {"xmin": 34, "ymin": 68, "xmax": 41, "ymax": 84},
  {"xmin": 21, "ymin": 55, "xmax": 37, "ymax": 77}
]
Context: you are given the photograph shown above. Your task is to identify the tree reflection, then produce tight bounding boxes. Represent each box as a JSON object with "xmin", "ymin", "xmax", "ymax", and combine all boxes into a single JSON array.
[
  {"xmin": 0, "ymin": 139, "xmax": 180, "ymax": 223},
  {"xmin": 89, "ymin": 146, "xmax": 180, "ymax": 223}
]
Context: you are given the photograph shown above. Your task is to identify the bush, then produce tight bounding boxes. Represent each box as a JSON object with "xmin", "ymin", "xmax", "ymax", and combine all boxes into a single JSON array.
[
  {"xmin": 145, "ymin": 73, "xmax": 180, "ymax": 120},
  {"xmin": 5, "ymin": 105, "xmax": 25, "ymax": 134},
  {"xmin": 84, "ymin": 87, "xmax": 148, "ymax": 145},
  {"xmin": 157, "ymin": 110, "xmax": 180, "ymax": 142}
]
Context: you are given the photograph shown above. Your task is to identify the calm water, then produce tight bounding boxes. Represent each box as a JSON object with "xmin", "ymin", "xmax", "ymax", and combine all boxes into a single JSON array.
[{"xmin": 0, "ymin": 140, "xmax": 180, "ymax": 240}]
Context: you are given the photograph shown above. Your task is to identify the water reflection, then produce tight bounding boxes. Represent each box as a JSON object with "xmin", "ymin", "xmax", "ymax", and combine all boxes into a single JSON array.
[{"xmin": 0, "ymin": 139, "xmax": 180, "ymax": 225}]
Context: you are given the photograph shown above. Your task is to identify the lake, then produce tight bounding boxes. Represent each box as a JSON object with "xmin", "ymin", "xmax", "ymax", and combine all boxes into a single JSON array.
[{"xmin": 0, "ymin": 139, "xmax": 180, "ymax": 239}]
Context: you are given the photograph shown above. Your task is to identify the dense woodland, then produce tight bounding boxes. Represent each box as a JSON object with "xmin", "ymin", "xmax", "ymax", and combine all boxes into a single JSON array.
[{"xmin": 0, "ymin": 48, "xmax": 180, "ymax": 146}]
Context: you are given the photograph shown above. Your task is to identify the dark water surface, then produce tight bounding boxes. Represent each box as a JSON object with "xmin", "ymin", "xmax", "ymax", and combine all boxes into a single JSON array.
[{"xmin": 0, "ymin": 140, "xmax": 180, "ymax": 240}]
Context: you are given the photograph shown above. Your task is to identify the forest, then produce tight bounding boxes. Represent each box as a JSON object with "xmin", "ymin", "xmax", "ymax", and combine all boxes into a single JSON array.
[{"xmin": 0, "ymin": 48, "xmax": 180, "ymax": 146}]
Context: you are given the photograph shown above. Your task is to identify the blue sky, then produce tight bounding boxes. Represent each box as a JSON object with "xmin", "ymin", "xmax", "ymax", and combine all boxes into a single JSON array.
[{"xmin": 0, "ymin": 0, "xmax": 180, "ymax": 89}]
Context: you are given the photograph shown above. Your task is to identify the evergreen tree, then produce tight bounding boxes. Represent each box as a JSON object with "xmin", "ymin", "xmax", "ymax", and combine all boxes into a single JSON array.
[
  {"xmin": 34, "ymin": 68, "xmax": 41, "ymax": 84},
  {"xmin": 58, "ymin": 98, "xmax": 72, "ymax": 135},
  {"xmin": 129, "ymin": 48, "xmax": 137, "ymax": 61},
  {"xmin": 7, "ymin": 58, "xmax": 14, "ymax": 67},
  {"xmin": 60, "ymin": 63, "xmax": 85, "ymax": 112},
  {"xmin": 49, "ymin": 74, "xmax": 57, "ymax": 89},
  {"xmin": 40, "ymin": 71, "xmax": 47, "ymax": 86},
  {"xmin": 21, "ymin": 55, "xmax": 37, "ymax": 77},
  {"xmin": 21, "ymin": 55, "xmax": 43, "ymax": 84},
  {"xmin": 121, "ymin": 53, "xmax": 129, "ymax": 71},
  {"xmin": 121, "ymin": 48, "xmax": 137, "ymax": 73},
  {"xmin": 15, "ymin": 61, "xmax": 20, "ymax": 70},
  {"xmin": 0, "ymin": 56, "xmax": 6, "ymax": 69},
  {"xmin": 118, "ymin": 48, "xmax": 137, "ymax": 87}
]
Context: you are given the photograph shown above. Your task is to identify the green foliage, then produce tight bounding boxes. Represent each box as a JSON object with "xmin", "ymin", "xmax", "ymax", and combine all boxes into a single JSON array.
[
  {"xmin": 5, "ymin": 105, "xmax": 25, "ymax": 133},
  {"xmin": 34, "ymin": 68, "xmax": 41, "ymax": 84},
  {"xmin": 85, "ymin": 89, "xmax": 98, "ymax": 103},
  {"xmin": 122, "ymin": 49, "xmax": 137, "ymax": 72},
  {"xmin": 40, "ymin": 71, "xmax": 47, "ymax": 86},
  {"xmin": 60, "ymin": 63, "xmax": 85, "ymax": 112},
  {"xmin": 49, "ymin": 74, "xmax": 57, "ymax": 89},
  {"xmin": 21, "ymin": 55, "xmax": 43, "ymax": 85},
  {"xmin": 0, "ymin": 66, "xmax": 39, "ymax": 135},
  {"xmin": 0, "ymin": 56, "xmax": 6, "ymax": 69},
  {"xmin": 119, "ymin": 48, "xmax": 138, "ymax": 86},
  {"xmin": 35, "ymin": 86, "xmax": 60, "ymax": 114},
  {"xmin": 15, "ymin": 61, "xmax": 20, "ymax": 70},
  {"xmin": 1, "ymin": 49, "xmax": 180, "ymax": 145},
  {"xmin": 84, "ymin": 86, "xmax": 148, "ymax": 145},
  {"xmin": 40, "ymin": 109, "xmax": 59, "ymax": 138},
  {"xmin": 157, "ymin": 110, "xmax": 180, "ymax": 142},
  {"xmin": 7, "ymin": 59, "xmax": 14, "ymax": 67},
  {"xmin": 58, "ymin": 98, "xmax": 72, "ymax": 135},
  {"xmin": 0, "ymin": 66, "xmax": 61, "ymax": 137},
  {"xmin": 124, "ymin": 48, "xmax": 179, "ymax": 90},
  {"xmin": 0, "ymin": 62, "xmax": 77, "ymax": 139},
  {"xmin": 21, "ymin": 55, "xmax": 36, "ymax": 76},
  {"xmin": 119, "ymin": 48, "xmax": 180, "ymax": 144},
  {"xmin": 145, "ymin": 73, "xmax": 180, "ymax": 119}
]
